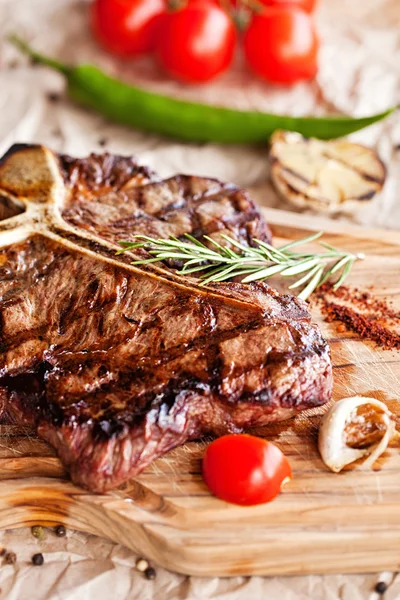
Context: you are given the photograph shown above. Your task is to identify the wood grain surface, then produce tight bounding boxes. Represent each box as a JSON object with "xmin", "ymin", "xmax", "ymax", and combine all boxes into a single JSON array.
[{"xmin": 0, "ymin": 209, "xmax": 399, "ymax": 577}]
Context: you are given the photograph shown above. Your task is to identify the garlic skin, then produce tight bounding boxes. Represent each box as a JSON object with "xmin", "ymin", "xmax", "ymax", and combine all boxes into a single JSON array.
[{"xmin": 318, "ymin": 396, "xmax": 395, "ymax": 473}]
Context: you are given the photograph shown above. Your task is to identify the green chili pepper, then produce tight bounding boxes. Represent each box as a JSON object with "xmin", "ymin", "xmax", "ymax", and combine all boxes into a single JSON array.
[{"xmin": 10, "ymin": 35, "xmax": 396, "ymax": 144}]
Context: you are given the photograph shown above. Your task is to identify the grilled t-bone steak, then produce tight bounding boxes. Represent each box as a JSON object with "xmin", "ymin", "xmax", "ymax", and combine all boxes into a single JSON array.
[{"xmin": 0, "ymin": 144, "xmax": 332, "ymax": 493}]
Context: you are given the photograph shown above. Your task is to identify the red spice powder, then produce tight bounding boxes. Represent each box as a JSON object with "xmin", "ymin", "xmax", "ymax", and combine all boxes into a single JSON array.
[{"xmin": 312, "ymin": 284, "xmax": 400, "ymax": 351}]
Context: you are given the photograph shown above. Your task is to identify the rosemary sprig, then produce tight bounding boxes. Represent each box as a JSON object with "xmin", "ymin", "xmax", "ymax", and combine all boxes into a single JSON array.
[{"xmin": 117, "ymin": 232, "xmax": 364, "ymax": 300}]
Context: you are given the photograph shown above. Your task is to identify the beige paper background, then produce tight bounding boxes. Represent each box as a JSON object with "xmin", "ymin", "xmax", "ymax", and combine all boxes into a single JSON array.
[{"xmin": 0, "ymin": 0, "xmax": 399, "ymax": 598}]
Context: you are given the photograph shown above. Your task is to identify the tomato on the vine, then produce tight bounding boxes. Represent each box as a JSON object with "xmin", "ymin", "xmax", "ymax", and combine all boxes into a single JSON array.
[
  {"xmin": 155, "ymin": 2, "xmax": 236, "ymax": 83},
  {"xmin": 244, "ymin": 6, "xmax": 319, "ymax": 84},
  {"xmin": 92, "ymin": 0, "xmax": 166, "ymax": 57},
  {"xmin": 259, "ymin": 0, "xmax": 317, "ymax": 13},
  {"xmin": 202, "ymin": 434, "xmax": 292, "ymax": 506}
]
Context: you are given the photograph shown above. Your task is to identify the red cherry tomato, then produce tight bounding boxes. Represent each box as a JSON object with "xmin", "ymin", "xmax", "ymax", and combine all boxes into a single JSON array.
[
  {"xmin": 259, "ymin": 0, "xmax": 317, "ymax": 13},
  {"xmin": 155, "ymin": 2, "xmax": 236, "ymax": 83},
  {"xmin": 208, "ymin": 0, "xmax": 317, "ymax": 11},
  {"xmin": 244, "ymin": 7, "xmax": 319, "ymax": 85},
  {"xmin": 92, "ymin": 0, "xmax": 166, "ymax": 57},
  {"xmin": 202, "ymin": 434, "xmax": 292, "ymax": 506}
]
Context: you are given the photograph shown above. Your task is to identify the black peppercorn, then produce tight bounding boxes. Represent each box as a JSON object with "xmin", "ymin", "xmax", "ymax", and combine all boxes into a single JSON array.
[
  {"xmin": 375, "ymin": 581, "xmax": 388, "ymax": 595},
  {"xmin": 46, "ymin": 92, "xmax": 60, "ymax": 104},
  {"xmin": 55, "ymin": 525, "xmax": 66, "ymax": 537},
  {"xmin": 144, "ymin": 566, "xmax": 156, "ymax": 580},
  {"xmin": 32, "ymin": 553, "xmax": 44, "ymax": 566}
]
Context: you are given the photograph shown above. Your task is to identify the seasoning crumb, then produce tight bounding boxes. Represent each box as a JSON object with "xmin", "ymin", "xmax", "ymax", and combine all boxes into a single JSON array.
[
  {"xmin": 313, "ymin": 284, "xmax": 400, "ymax": 351},
  {"xmin": 336, "ymin": 323, "xmax": 347, "ymax": 333},
  {"xmin": 0, "ymin": 548, "xmax": 6, "ymax": 557},
  {"xmin": 3, "ymin": 551, "xmax": 16, "ymax": 565},
  {"xmin": 55, "ymin": 525, "xmax": 66, "ymax": 537},
  {"xmin": 31, "ymin": 525, "xmax": 44, "ymax": 540},
  {"xmin": 375, "ymin": 581, "xmax": 388, "ymax": 594},
  {"xmin": 136, "ymin": 558, "xmax": 149, "ymax": 572},
  {"xmin": 98, "ymin": 138, "xmax": 108, "ymax": 147},
  {"xmin": 32, "ymin": 553, "xmax": 44, "ymax": 566},
  {"xmin": 144, "ymin": 566, "xmax": 156, "ymax": 580}
]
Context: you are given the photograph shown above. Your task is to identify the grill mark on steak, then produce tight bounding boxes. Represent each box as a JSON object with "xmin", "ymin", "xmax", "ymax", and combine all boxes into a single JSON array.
[
  {"xmin": 43, "ymin": 316, "xmax": 268, "ymax": 398},
  {"xmin": 0, "ymin": 145, "xmax": 332, "ymax": 492},
  {"xmin": 59, "ymin": 152, "xmax": 158, "ymax": 195},
  {"xmin": 61, "ymin": 172, "xmax": 272, "ymax": 252}
]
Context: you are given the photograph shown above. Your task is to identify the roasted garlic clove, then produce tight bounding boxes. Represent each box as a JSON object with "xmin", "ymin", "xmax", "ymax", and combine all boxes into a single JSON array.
[
  {"xmin": 318, "ymin": 396, "xmax": 396, "ymax": 473},
  {"xmin": 269, "ymin": 130, "xmax": 386, "ymax": 215}
]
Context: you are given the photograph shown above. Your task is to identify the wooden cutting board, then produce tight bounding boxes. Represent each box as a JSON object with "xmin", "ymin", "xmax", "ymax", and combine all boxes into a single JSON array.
[{"xmin": 0, "ymin": 208, "xmax": 399, "ymax": 577}]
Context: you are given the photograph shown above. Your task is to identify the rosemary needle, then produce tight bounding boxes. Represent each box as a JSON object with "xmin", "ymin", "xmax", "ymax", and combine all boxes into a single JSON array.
[{"xmin": 117, "ymin": 232, "xmax": 362, "ymax": 300}]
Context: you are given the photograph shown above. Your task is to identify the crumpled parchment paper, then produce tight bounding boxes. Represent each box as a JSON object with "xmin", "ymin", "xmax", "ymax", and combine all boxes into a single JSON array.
[{"xmin": 0, "ymin": 0, "xmax": 399, "ymax": 598}]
